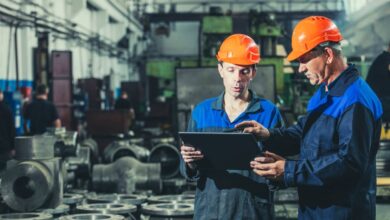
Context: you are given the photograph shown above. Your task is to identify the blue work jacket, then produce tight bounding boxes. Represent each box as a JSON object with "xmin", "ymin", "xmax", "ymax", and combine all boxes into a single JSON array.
[
  {"xmin": 180, "ymin": 90, "xmax": 283, "ymax": 220},
  {"xmin": 265, "ymin": 65, "xmax": 383, "ymax": 219}
]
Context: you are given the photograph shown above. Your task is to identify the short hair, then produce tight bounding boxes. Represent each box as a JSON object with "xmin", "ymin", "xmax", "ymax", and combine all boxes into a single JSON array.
[
  {"xmin": 313, "ymin": 41, "xmax": 342, "ymax": 57},
  {"xmin": 36, "ymin": 84, "xmax": 48, "ymax": 95}
]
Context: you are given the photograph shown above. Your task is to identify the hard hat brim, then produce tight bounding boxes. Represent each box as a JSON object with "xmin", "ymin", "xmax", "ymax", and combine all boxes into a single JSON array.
[
  {"xmin": 287, "ymin": 49, "xmax": 304, "ymax": 62},
  {"xmin": 216, "ymin": 55, "xmax": 260, "ymax": 65}
]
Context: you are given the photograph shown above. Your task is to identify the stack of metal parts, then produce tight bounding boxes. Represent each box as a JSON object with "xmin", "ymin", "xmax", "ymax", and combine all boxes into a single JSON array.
[
  {"xmin": 63, "ymin": 194, "xmax": 84, "ymax": 214},
  {"xmin": 147, "ymin": 195, "xmax": 195, "ymax": 204},
  {"xmin": 36, "ymin": 204, "xmax": 70, "ymax": 219},
  {"xmin": 141, "ymin": 194, "xmax": 195, "ymax": 219},
  {"xmin": 59, "ymin": 214, "xmax": 124, "ymax": 220},
  {"xmin": 85, "ymin": 193, "xmax": 147, "ymax": 219},
  {"xmin": 45, "ymin": 128, "xmax": 79, "ymax": 158},
  {"xmin": 1, "ymin": 136, "xmax": 62, "ymax": 211},
  {"xmin": 92, "ymin": 157, "xmax": 162, "ymax": 193},
  {"xmin": 103, "ymin": 140, "xmax": 150, "ymax": 163},
  {"xmin": 86, "ymin": 193, "xmax": 147, "ymax": 206},
  {"xmin": 76, "ymin": 203, "xmax": 137, "ymax": 218},
  {"xmin": 377, "ymin": 140, "xmax": 390, "ymax": 177},
  {"xmin": 0, "ymin": 213, "xmax": 53, "ymax": 220}
]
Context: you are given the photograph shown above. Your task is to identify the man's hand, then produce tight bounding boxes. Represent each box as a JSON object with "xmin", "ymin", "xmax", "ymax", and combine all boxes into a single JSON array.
[
  {"xmin": 250, "ymin": 151, "xmax": 285, "ymax": 181},
  {"xmin": 235, "ymin": 120, "xmax": 270, "ymax": 140},
  {"xmin": 180, "ymin": 145, "xmax": 204, "ymax": 169}
]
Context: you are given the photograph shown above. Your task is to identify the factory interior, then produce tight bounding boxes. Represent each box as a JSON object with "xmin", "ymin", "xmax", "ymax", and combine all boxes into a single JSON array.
[{"xmin": 0, "ymin": 0, "xmax": 389, "ymax": 219}]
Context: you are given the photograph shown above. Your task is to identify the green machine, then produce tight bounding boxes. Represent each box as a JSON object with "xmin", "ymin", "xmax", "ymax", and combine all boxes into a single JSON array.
[
  {"xmin": 146, "ymin": 59, "xmax": 178, "ymax": 99},
  {"xmin": 201, "ymin": 16, "xmax": 232, "ymax": 67}
]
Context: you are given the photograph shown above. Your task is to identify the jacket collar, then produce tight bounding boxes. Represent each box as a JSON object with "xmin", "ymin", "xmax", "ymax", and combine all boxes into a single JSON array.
[
  {"xmin": 321, "ymin": 64, "xmax": 359, "ymax": 97},
  {"xmin": 211, "ymin": 89, "xmax": 263, "ymax": 113}
]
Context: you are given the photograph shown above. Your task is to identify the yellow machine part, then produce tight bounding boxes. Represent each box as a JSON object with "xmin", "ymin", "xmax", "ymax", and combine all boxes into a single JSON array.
[{"xmin": 381, "ymin": 125, "xmax": 390, "ymax": 140}]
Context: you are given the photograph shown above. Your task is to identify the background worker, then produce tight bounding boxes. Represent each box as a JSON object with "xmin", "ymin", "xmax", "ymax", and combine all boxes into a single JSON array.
[
  {"xmin": 0, "ymin": 90, "xmax": 16, "ymax": 170},
  {"xmin": 237, "ymin": 16, "xmax": 383, "ymax": 220},
  {"xmin": 114, "ymin": 90, "xmax": 135, "ymax": 120},
  {"xmin": 24, "ymin": 84, "xmax": 61, "ymax": 135},
  {"xmin": 366, "ymin": 41, "xmax": 390, "ymax": 123},
  {"xmin": 180, "ymin": 33, "xmax": 283, "ymax": 219}
]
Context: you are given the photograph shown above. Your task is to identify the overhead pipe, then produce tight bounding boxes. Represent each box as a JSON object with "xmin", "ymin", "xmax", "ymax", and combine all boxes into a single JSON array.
[
  {"xmin": 0, "ymin": 3, "xmax": 128, "ymax": 57},
  {"xmin": 14, "ymin": 21, "xmax": 19, "ymax": 90},
  {"xmin": 5, "ymin": 22, "xmax": 13, "ymax": 91}
]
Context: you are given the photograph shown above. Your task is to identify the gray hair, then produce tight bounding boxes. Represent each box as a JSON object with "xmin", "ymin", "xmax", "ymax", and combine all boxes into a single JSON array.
[{"xmin": 318, "ymin": 41, "xmax": 342, "ymax": 57}]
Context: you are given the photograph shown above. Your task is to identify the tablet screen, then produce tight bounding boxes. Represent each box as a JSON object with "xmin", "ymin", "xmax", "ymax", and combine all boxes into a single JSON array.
[{"xmin": 179, "ymin": 132, "xmax": 262, "ymax": 170}]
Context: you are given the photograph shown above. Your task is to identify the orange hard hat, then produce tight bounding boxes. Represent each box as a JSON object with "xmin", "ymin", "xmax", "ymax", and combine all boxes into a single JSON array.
[
  {"xmin": 216, "ymin": 34, "xmax": 260, "ymax": 65},
  {"xmin": 287, "ymin": 16, "xmax": 343, "ymax": 61}
]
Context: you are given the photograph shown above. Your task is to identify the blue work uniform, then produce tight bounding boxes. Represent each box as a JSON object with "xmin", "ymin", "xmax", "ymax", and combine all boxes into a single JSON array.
[
  {"xmin": 180, "ymin": 90, "xmax": 283, "ymax": 220},
  {"xmin": 264, "ymin": 65, "xmax": 383, "ymax": 219}
]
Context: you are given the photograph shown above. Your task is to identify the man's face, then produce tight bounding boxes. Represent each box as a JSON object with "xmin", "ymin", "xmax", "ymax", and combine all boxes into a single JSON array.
[
  {"xmin": 297, "ymin": 48, "xmax": 327, "ymax": 86},
  {"xmin": 0, "ymin": 92, "xmax": 3, "ymax": 101},
  {"xmin": 218, "ymin": 62, "xmax": 256, "ymax": 98}
]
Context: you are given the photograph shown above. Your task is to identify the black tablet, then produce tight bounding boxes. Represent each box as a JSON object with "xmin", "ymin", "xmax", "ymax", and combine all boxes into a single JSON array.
[{"xmin": 178, "ymin": 132, "xmax": 262, "ymax": 170}]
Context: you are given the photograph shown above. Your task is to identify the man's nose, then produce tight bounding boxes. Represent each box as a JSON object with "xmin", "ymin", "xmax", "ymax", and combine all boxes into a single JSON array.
[
  {"xmin": 298, "ymin": 63, "xmax": 307, "ymax": 74},
  {"xmin": 233, "ymin": 70, "xmax": 243, "ymax": 81}
]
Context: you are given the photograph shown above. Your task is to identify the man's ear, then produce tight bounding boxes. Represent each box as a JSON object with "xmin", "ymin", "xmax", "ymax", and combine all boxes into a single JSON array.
[
  {"xmin": 251, "ymin": 68, "xmax": 257, "ymax": 79},
  {"xmin": 218, "ymin": 63, "xmax": 224, "ymax": 78},
  {"xmin": 325, "ymin": 47, "xmax": 334, "ymax": 64}
]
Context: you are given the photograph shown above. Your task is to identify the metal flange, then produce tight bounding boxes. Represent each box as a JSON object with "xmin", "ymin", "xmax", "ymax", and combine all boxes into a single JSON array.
[
  {"xmin": 147, "ymin": 194, "xmax": 195, "ymax": 204},
  {"xmin": 86, "ymin": 194, "xmax": 147, "ymax": 206},
  {"xmin": 37, "ymin": 204, "xmax": 70, "ymax": 216},
  {"xmin": 141, "ymin": 203, "xmax": 194, "ymax": 217},
  {"xmin": 63, "ymin": 194, "xmax": 84, "ymax": 205},
  {"xmin": 0, "ymin": 213, "xmax": 53, "ymax": 220},
  {"xmin": 59, "ymin": 214, "xmax": 124, "ymax": 220},
  {"xmin": 76, "ymin": 203, "xmax": 137, "ymax": 215}
]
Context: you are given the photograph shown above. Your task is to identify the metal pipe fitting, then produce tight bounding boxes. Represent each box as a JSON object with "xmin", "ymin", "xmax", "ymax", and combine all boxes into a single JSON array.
[
  {"xmin": 14, "ymin": 136, "xmax": 56, "ymax": 160},
  {"xmin": 92, "ymin": 157, "xmax": 162, "ymax": 194},
  {"xmin": 103, "ymin": 141, "xmax": 150, "ymax": 163},
  {"xmin": 149, "ymin": 143, "xmax": 181, "ymax": 179},
  {"xmin": 1, "ymin": 159, "xmax": 62, "ymax": 211},
  {"xmin": 79, "ymin": 138, "xmax": 99, "ymax": 163}
]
